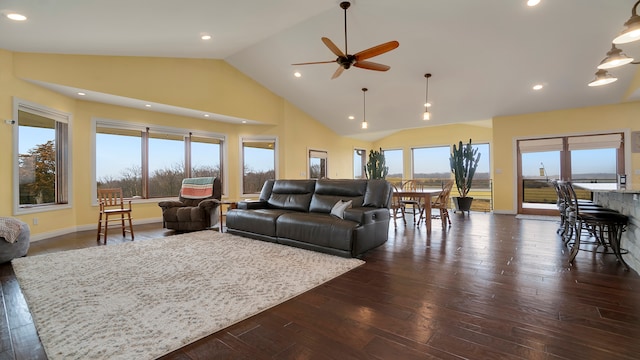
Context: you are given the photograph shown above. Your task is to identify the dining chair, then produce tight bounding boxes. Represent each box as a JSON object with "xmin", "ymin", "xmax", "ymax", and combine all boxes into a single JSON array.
[
  {"xmin": 390, "ymin": 184, "xmax": 407, "ymax": 228},
  {"xmin": 97, "ymin": 188, "xmax": 134, "ymax": 245},
  {"xmin": 399, "ymin": 180, "xmax": 422, "ymax": 223},
  {"xmin": 427, "ymin": 180, "xmax": 454, "ymax": 229}
]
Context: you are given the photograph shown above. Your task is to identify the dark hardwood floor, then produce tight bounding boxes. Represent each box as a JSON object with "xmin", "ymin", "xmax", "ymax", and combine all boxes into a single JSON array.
[{"xmin": 2, "ymin": 213, "xmax": 640, "ymax": 359}]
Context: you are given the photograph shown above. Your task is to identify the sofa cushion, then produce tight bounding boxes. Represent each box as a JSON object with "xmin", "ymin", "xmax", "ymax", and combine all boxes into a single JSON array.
[
  {"xmin": 363, "ymin": 179, "xmax": 392, "ymax": 208},
  {"xmin": 226, "ymin": 209, "xmax": 293, "ymax": 237},
  {"xmin": 309, "ymin": 179, "xmax": 366, "ymax": 212},
  {"xmin": 267, "ymin": 180, "xmax": 316, "ymax": 211},
  {"xmin": 276, "ymin": 213, "xmax": 356, "ymax": 251}
]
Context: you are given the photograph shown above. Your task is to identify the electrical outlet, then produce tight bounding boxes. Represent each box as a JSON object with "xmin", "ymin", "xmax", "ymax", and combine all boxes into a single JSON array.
[{"xmin": 32, "ymin": 217, "xmax": 38, "ymax": 225}]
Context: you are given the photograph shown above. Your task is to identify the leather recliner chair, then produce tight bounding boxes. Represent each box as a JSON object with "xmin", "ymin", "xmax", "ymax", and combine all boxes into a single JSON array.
[{"xmin": 158, "ymin": 177, "xmax": 222, "ymax": 232}]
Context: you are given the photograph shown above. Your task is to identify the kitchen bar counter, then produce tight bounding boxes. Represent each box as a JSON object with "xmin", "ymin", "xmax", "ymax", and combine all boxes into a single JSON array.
[{"xmin": 574, "ymin": 183, "xmax": 640, "ymax": 273}]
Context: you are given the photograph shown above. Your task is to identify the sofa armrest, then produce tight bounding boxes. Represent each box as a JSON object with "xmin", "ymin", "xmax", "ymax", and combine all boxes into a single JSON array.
[
  {"xmin": 158, "ymin": 200, "xmax": 185, "ymax": 210},
  {"xmin": 198, "ymin": 199, "xmax": 221, "ymax": 211},
  {"xmin": 237, "ymin": 200, "xmax": 268, "ymax": 210},
  {"xmin": 344, "ymin": 207, "xmax": 389, "ymax": 225}
]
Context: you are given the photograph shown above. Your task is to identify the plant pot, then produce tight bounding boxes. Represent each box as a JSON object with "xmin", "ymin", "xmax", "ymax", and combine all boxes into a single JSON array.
[{"xmin": 452, "ymin": 196, "xmax": 473, "ymax": 214}]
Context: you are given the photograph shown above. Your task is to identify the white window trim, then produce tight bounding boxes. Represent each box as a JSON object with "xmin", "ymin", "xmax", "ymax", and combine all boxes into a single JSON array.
[{"xmin": 13, "ymin": 98, "xmax": 73, "ymax": 215}]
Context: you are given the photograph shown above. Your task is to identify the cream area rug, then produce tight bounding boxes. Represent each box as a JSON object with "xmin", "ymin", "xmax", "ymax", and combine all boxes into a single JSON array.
[{"xmin": 12, "ymin": 231, "xmax": 364, "ymax": 360}]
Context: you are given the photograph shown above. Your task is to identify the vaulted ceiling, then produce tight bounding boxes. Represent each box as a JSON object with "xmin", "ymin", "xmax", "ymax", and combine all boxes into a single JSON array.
[{"xmin": 1, "ymin": 0, "xmax": 639, "ymax": 141}]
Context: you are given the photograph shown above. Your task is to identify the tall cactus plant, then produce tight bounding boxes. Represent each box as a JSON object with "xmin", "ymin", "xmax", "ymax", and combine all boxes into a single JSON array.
[
  {"xmin": 364, "ymin": 148, "xmax": 389, "ymax": 179},
  {"xmin": 449, "ymin": 139, "xmax": 481, "ymax": 198}
]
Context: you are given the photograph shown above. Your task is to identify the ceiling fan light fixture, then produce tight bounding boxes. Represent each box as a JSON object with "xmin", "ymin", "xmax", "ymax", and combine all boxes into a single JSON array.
[
  {"xmin": 423, "ymin": 73, "xmax": 432, "ymax": 121},
  {"xmin": 597, "ymin": 44, "xmax": 634, "ymax": 69},
  {"xmin": 613, "ymin": 0, "xmax": 640, "ymax": 44},
  {"xmin": 588, "ymin": 69, "xmax": 617, "ymax": 87}
]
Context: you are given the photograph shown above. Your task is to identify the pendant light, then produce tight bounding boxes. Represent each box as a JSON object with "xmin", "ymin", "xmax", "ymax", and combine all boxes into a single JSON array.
[
  {"xmin": 588, "ymin": 69, "xmax": 618, "ymax": 87},
  {"xmin": 613, "ymin": 0, "xmax": 640, "ymax": 44},
  {"xmin": 361, "ymin": 88, "xmax": 368, "ymax": 129},
  {"xmin": 597, "ymin": 44, "xmax": 634, "ymax": 69},
  {"xmin": 423, "ymin": 73, "xmax": 432, "ymax": 121}
]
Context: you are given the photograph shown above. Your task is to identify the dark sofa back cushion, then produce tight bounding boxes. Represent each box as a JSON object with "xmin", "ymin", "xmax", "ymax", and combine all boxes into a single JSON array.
[
  {"xmin": 309, "ymin": 179, "xmax": 367, "ymax": 213},
  {"xmin": 259, "ymin": 179, "xmax": 275, "ymax": 201},
  {"xmin": 363, "ymin": 179, "xmax": 392, "ymax": 208},
  {"xmin": 268, "ymin": 180, "xmax": 316, "ymax": 212}
]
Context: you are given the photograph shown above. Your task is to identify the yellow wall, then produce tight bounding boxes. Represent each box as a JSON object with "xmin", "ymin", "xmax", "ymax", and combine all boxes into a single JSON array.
[
  {"xmin": 1, "ymin": 51, "xmax": 372, "ymax": 239},
  {"xmin": 493, "ymin": 101, "xmax": 640, "ymax": 213}
]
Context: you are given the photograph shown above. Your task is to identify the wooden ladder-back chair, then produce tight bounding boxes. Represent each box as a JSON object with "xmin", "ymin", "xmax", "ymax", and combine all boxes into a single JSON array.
[
  {"xmin": 97, "ymin": 188, "xmax": 134, "ymax": 245},
  {"xmin": 400, "ymin": 179, "xmax": 423, "ymax": 223},
  {"xmin": 430, "ymin": 180, "xmax": 454, "ymax": 229},
  {"xmin": 390, "ymin": 184, "xmax": 407, "ymax": 228}
]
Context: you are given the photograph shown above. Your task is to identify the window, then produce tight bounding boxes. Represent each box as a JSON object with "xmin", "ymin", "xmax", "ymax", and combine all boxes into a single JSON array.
[
  {"xmin": 412, "ymin": 146, "xmax": 450, "ymax": 188},
  {"xmin": 96, "ymin": 128, "xmax": 142, "ymax": 198},
  {"xmin": 148, "ymin": 132, "xmax": 185, "ymax": 198},
  {"xmin": 190, "ymin": 136, "xmax": 222, "ymax": 178},
  {"xmin": 382, "ymin": 149, "xmax": 403, "ymax": 185},
  {"xmin": 14, "ymin": 100, "xmax": 70, "ymax": 213},
  {"xmin": 309, "ymin": 149, "xmax": 327, "ymax": 179},
  {"xmin": 242, "ymin": 138, "xmax": 276, "ymax": 194},
  {"xmin": 95, "ymin": 120, "xmax": 224, "ymax": 199},
  {"xmin": 354, "ymin": 149, "xmax": 366, "ymax": 179}
]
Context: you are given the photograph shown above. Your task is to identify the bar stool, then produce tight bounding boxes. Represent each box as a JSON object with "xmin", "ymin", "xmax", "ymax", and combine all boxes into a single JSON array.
[{"xmin": 559, "ymin": 181, "xmax": 629, "ymax": 270}]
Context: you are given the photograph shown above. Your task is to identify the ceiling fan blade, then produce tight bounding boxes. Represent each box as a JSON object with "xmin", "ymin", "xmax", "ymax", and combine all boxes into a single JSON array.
[
  {"xmin": 322, "ymin": 37, "xmax": 346, "ymax": 58},
  {"xmin": 354, "ymin": 61, "xmax": 390, "ymax": 72},
  {"xmin": 331, "ymin": 66, "xmax": 345, "ymax": 79},
  {"xmin": 292, "ymin": 60, "xmax": 337, "ymax": 65},
  {"xmin": 354, "ymin": 40, "xmax": 399, "ymax": 61}
]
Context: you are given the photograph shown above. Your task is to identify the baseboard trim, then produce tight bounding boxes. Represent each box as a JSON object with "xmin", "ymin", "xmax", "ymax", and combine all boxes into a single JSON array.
[{"xmin": 29, "ymin": 217, "xmax": 163, "ymax": 242}]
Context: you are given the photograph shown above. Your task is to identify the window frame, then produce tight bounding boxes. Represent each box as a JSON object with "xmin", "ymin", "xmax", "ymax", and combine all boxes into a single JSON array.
[
  {"xmin": 240, "ymin": 136, "xmax": 278, "ymax": 196},
  {"xmin": 92, "ymin": 118, "xmax": 226, "ymax": 203},
  {"xmin": 308, "ymin": 149, "xmax": 328, "ymax": 179},
  {"xmin": 13, "ymin": 98, "xmax": 72, "ymax": 215}
]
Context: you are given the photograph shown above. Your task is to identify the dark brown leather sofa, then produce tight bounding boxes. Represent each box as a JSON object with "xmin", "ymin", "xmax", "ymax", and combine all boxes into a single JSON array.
[{"xmin": 226, "ymin": 179, "xmax": 392, "ymax": 258}]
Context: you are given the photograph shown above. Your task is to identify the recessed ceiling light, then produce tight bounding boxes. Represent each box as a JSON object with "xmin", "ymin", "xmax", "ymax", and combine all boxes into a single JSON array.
[
  {"xmin": 348, "ymin": 115, "xmax": 355, "ymax": 120},
  {"xmin": 6, "ymin": 13, "xmax": 27, "ymax": 21},
  {"xmin": 532, "ymin": 84, "xmax": 543, "ymax": 90},
  {"xmin": 294, "ymin": 71, "xmax": 302, "ymax": 78},
  {"xmin": 201, "ymin": 34, "xmax": 212, "ymax": 40},
  {"xmin": 77, "ymin": 92, "xmax": 86, "ymax": 96},
  {"xmin": 204, "ymin": 114, "xmax": 210, "ymax": 118},
  {"xmin": 242, "ymin": 120, "xmax": 247, "ymax": 124},
  {"xmin": 145, "ymin": 104, "xmax": 151, "ymax": 108},
  {"xmin": 527, "ymin": 0, "xmax": 540, "ymax": 6}
]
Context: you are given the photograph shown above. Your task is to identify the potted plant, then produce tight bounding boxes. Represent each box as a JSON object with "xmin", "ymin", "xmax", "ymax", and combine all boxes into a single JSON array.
[
  {"xmin": 364, "ymin": 147, "xmax": 388, "ymax": 179},
  {"xmin": 449, "ymin": 139, "xmax": 480, "ymax": 213}
]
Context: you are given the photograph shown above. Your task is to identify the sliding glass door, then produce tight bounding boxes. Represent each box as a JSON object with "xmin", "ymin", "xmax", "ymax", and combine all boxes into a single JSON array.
[{"xmin": 517, "ymin": 133, "xmax": 624, "ymax": 215}]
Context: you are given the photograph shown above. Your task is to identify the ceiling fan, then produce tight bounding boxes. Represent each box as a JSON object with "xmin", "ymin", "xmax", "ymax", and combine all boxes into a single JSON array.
[{"xmin": 292, "ymin": 1, "xmax": 399, "ymax": 79}]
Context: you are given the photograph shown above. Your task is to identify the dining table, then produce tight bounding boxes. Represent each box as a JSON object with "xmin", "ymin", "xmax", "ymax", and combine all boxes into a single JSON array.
[{"xmin": 392, "ymin": 189, "xmax": 442, "ymax": 231}]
